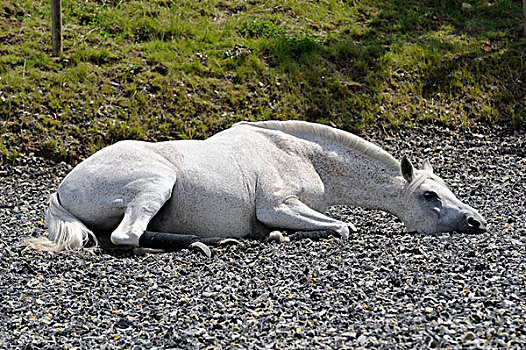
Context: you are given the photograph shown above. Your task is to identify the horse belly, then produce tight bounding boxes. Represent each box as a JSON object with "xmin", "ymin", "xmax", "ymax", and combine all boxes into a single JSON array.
[
  {"xmin": 149, "ymin": 188, "xmax": 255, "ymax": 238},
  {"xmin": 147, "ymin": 142, "xmax": 259, "ymax": 237}
]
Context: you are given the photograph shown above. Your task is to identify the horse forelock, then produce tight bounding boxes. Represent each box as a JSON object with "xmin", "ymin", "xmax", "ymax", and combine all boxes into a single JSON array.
[{"xmin": 235, "ymin": 120, "xmax": 400, "ymax": 171}]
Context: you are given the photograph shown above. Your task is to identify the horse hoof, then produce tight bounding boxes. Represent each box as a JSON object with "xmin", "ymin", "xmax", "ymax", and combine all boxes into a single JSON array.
[
  {"xmin": 190, "ymin": 242, "xmax": 211, "ymax": 258},
  {"xmin": 348, "ymin": 223, "xmax": 358, "ymax": 233},
  {"xmin": 267, "ymin": 231, "xmax": 290, "ymax": 243},
  {"xmin": 219, "ymin": 238, "xmax": 241, "ymax": 246}
]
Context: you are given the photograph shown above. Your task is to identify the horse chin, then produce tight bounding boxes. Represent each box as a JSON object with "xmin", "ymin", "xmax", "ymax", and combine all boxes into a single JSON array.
[
  {"xmin": 405, "ymin": 226, "xmax": 453, "ymax": 235},
  {"xmin": 407, "ymin": 226, "xmax": 487, "ymax": 235},
  {"xmin": 455, "ymin": 224, "xmax": 487, "ymax": 235},
  {"xmin": 404, "ymin": 227, "xmax": 433, "ymax": 235},
  {"xmin": 403, "ymin": 221, "xmax": 437, "ymax": 235}
]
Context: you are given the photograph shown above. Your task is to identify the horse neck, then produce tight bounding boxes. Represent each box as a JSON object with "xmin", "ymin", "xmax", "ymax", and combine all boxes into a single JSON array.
[{"xmin": 310, "ymin": 142, "xmax": 405, "ymax": 213}]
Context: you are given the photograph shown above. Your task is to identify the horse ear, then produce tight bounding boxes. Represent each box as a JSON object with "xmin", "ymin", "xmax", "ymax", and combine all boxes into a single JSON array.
[
  {"xmin": 422, "ymin": 158, "xmax": 433, "ymax": 173},
  {"xmin": 401, "ymin": 156, "xmax": 415, "ymax": 182}
]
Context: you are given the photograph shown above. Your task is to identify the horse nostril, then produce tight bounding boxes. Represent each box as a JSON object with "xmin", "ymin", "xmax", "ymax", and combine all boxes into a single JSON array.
[
  {"xmin": 467, "ymin": 216, "xmax": 487, "ymax": 233},
  {"xmin": 467, "ymin": 217, "xmax": 481, "ymax": 228}
]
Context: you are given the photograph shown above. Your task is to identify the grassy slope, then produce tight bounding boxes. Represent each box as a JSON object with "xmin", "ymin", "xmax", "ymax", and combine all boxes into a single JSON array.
[{"xmin": 0, "ymin": 0, "xmax": 524, "ymax": 163}]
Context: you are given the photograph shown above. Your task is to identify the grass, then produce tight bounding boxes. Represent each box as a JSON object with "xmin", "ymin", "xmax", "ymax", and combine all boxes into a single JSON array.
[{"xmin": 0, "ymin": 0, "xmax": 525, "ymax": 163}]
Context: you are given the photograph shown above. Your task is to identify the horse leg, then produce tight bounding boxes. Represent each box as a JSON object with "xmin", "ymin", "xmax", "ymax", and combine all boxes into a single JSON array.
[
  {"xmin": 267, "ymin": 231, "xmax": 290, "ymax": 243},
  {"xmin": 256, "ymin": 196, "xmax": 356, "ymax": 240},
  {"xmin": 288, "ymin": 230, "xmax": 336, "ymax": 241},
  {"xmin": 111, "ymin": 204, "xmax": 213, "ymax": 256},
  {"xmin": 199, "ymin": 237, "xmax": 242, "ymax": 246},
  {"xmin": 109, "ymin": 188, "xmax": 173, "ymax": 247},
  {"xmin": 131, "ymin": 234, "xmax": 239, "ymax": 257},
  {"xmin": 108, "ymin": 183, "xmax": 213, "ymax": 256},
  {"xmin": 266, "ymin": 230, "xmax": 336, "ymax": 242},
  {"xmin": 138, "ymin": 231, "xmax": 211, "ymax": 257}
]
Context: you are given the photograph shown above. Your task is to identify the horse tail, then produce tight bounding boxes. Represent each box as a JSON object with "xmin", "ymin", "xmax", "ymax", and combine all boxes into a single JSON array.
[{"xmin": 23, "ymin": 193, "xmax": 97, "ymax": 252}]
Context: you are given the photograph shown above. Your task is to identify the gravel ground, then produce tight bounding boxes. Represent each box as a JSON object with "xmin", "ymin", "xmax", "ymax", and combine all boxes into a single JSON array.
[{"xmin": 1, "ymin": 122, "xmax": 525, "ymax": 349}]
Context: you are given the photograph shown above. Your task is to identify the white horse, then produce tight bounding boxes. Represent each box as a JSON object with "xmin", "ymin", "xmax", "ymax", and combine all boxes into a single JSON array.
[{"xmin": 25, "ymin": 120, "xmax": 487, "ymax": 255}]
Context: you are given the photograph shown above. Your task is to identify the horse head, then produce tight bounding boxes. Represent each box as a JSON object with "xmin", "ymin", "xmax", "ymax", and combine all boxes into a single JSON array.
[{"xmin": 398, "ymin": 156, "xmax": 487, "ymax": 234}]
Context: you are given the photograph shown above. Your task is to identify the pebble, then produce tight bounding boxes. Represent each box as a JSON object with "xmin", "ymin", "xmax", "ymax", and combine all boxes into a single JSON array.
[{"xmin": 0, "ymin": 122, "xmax": 525, "ymax": 349}]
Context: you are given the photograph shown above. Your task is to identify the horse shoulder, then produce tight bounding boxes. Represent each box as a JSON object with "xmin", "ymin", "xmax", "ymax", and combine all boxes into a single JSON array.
[{"xmin": 245, "ymin": 133, "xmax": 326, "ymax": 211}]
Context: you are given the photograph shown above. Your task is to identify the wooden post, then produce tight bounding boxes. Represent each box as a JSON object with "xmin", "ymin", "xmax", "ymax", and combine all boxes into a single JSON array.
[{"xmin": 51, "ymin": 0, "xmax": 62, "ymax": 56}]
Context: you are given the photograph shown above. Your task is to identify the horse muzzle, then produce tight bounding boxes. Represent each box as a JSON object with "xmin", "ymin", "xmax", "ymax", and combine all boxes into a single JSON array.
[{"xmin": 459, "ymin": 214, "xmax": 487, "ymax": 234}]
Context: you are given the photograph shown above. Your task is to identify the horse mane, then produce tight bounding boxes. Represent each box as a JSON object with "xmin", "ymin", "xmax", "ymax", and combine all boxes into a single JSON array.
[{"xmin": 235, "ymin": 120, "xmax": 401, "ymax": 171}]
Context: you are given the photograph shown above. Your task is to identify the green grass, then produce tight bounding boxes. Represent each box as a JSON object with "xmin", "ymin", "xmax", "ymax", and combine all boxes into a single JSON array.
[{"xmin": 0, "ymin": 0, "xmax": 525, "ymax": 163}]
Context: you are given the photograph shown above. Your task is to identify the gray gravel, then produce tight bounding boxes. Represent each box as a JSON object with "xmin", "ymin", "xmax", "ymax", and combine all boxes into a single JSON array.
[{"xmin": 1, "ymin": 122, "xmax": 525, "ymax": 349}]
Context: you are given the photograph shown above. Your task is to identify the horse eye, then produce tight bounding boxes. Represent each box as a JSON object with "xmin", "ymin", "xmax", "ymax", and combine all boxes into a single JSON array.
[{"xmin": 423, "ymin": 191, "xmax": 438, "ymax": 200}]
